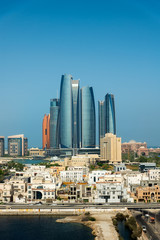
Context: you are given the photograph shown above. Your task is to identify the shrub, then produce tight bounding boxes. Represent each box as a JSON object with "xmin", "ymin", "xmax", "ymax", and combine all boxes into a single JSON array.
[
  {"xmin": 112, "ymin": 218, "xmax": 118, "ymax": 226},
  {"xmin": 115, "ymin": 213, "xmax": 126, "ymax": 221},
  {"xmin": 125, "ymin": 216, "xmax": 142, "ymax": 240},
  {"xmin": 81, "ymin": 217, "xmax": 89, "ymax": 221},
  {"xmin": 85, "ymin": 212, "xmax": 90, "ymax": 216},
  {"xmin": 88, "ymin": 217, "xmax": 96, "ymax": 221},
  {"xmin": 56, "ymin": 196, "xmax": 62, "ymax": 201}
]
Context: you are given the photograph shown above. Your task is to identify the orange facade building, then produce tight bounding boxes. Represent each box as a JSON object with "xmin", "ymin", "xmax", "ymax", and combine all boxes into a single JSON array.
[{"xmin": 42, "ymin": 114, "xmax": 50, "ymax": 149}]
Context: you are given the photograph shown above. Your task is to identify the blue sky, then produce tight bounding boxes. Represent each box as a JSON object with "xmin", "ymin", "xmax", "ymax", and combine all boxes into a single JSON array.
[{"xmin": 0, "ymin": 0, "xmax": 160, "ymax": 147}]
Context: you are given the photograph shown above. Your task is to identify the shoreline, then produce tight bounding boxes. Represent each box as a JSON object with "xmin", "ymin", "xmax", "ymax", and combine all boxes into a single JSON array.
[
  {"xmin": 0, "ymin": 208, "xmax": 128, "ymax": 240},
  {"xmin": 56, "ymin": 211, "xmax": 127, "ymax": 240}
]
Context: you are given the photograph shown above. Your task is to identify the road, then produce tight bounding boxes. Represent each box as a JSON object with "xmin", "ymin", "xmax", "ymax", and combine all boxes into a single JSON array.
[
  {"xmin": 132, "ymin": 210, "xmax": 160, "ymax": 240},
  {"xmin": 0, "ymin": 202, "xmax": 160, "ymax": 209}
]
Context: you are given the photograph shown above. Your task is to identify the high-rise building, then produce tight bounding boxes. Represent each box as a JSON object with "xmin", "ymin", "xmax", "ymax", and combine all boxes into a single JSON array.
[
  {"xmin": 50, "ymin": 99, "xmax": 60, "ymax": 149},
  {"xmin": 105, "ymin": 93, "xmax": 116, "ymax": 135},
  {"xmin": 48, "ymin": 74, "xmax": 96, "ymax": 152},
  {"xmin": 42, "ymin": 114, "xmax": 50, "ymax": 149},
  {"xmin": 72, "ymin": 80, "xmax": 80, "ymax": 148},
  {"xmin": 99, "ymin": 93, "xmax": 116, "ymax": 145},
  {"xmin": 81, "ymin": 86, "xmax": 96, "ymax": 148},
  {"xmin": 8, "ymin": 134, "xmax": 28, "ymax": 156},
  {"xmin": 98, "ymin": 100, "xmax": 105, "ymax": 143},
  {"xmin": 100, "ymin": 133, "xmax": 121, "ymax": 164},
  {"xmin": 0, "ymin": 137, "xmax": 5, "ymax": 157},
  {"xmin": 59, "ymin": 74, "xmax": 73, "ymax": 148}
]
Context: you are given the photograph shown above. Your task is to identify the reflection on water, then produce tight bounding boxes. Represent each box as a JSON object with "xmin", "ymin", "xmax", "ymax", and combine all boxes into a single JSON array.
[
  {"xmin": 0, "ymin": 216, "xmax": 94, "ymax": 240},
  {"xmin": 118, "ymin": 220, "xmax": 132, "ymax": 240},
  {"xmin": 14, "ymin": 158, "xmax": 46, "ymax": 165}
]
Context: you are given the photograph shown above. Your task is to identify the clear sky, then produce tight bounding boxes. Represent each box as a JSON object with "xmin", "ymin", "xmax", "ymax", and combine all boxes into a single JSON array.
[{"xmin": 0, "ymin": 0, "xmax": 160, "ymax": 148}]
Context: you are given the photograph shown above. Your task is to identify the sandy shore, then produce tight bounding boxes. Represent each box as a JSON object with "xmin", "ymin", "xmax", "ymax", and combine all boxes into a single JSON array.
[{"xmin": 56, "ymin": 211, "xmax": 121, "ymax": 240}]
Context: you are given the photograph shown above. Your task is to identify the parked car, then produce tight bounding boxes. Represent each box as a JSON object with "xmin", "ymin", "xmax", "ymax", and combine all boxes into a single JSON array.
[{"xmin": 142, "ymin": 225, "xmax": 146, "ymax": 232}]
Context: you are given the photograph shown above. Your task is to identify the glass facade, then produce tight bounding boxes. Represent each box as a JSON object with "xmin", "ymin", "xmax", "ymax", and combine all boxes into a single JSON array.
[
  {"xmin": 50, "ymin": 99, "xmax": 60, "ymax": 148},
  {"xmin": 81, "ymin": 86, "xmax": 96, "ymax": 148},
  {"xmin": 60, "ymin": 74, "xmax": 73, "ymax": 148},
  {"xmin": 98, "ymin": 94, "xmax": 116, "ymax": 146},
  {"xmin": 105, "ymin": 93, "xmax": 116, "ymax": 134},
  {"xmin": 98, "ymin": 100, "xmax": 105, "ymax": 144},
  {"xmin": 72, "ymin": 80, "xmax": 80, "ymax": 148}
]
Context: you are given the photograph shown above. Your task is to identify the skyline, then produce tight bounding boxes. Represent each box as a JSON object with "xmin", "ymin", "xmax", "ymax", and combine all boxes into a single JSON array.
[{"xmin": 1, "ymin": 1, "xmax": 160, "ymax": 147}]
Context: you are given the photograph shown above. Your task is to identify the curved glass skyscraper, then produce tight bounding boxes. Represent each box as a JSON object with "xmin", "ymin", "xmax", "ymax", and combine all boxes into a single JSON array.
[
  {"xmin": 50, "ymin": 99, "xmax": 60, "ymax": 148},
  {"xmin": 72, "ymin": 80, "xmax": 80, "ymax": 148},
  {"xmin": 105, "ymin": 93, "xmax": 116, "ymax": 134},
  {"xmin": 98, "ymin": 93, "xmax": 116, "ymax": 146},
  {"xmin": 60, "ymin": 74, "xmax": 73, "ymax": 148},
  {"xmin": 98, "ymin": 100, "xmax": 105, "ymax": 143},
  {"xmin": 81, "ymin": 86, "xmax": 96, "ymax": 148}
]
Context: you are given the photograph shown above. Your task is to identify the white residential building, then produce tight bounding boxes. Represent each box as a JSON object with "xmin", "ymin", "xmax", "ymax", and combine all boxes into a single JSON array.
[
  {"xmin": 27, "ymin": 183, "xmax": 56, "ymax": 202},
  {"xmin": 124, "ymin": 172, "xmax": 148, "ymax": 187},
  {"xmin": 88, "ymin": 170, "xmax": 111, "ymax": 185},
  {"xmin": 95, "ymin": 182, "xmax": 129, "ymax": 203},
  {"xmin": 148, "ymin": 169, "xmax": 160, "ymax": 181},
  {"xmin": 67, "ymin": 166, "xmax": 89, "ymax": 176},
  {"xmin": 114, "ymin": 163, "xmax": 126, "ymax": 172},
  {"xmin": 60, "ymin": 170, "xmax": 83, "ymax": 183}
]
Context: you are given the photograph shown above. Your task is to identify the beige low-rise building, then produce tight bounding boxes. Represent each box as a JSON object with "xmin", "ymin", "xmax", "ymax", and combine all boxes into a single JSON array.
[
  {"xmin": 65, "ymin": 154, "xmax": 99, "ymax": 167},
  {"xmin": 68, "ymin": 183, "xmax": 94, "ymax": 203},
  {"xmin": 134, "ymin": 185, "xmax": 160, "ymax": 203},
  {"xmin": 98, "ymin": 173, "xmax": 123, "ymax": 184},
  {"xmin": 100, "ymin": 133, "xmax": 122, "ymax": 164},
  {"xmin": 49, "ymin": 166, "xmax": 65, "ymax": 177},
  {"xmin": 9, "ymin": 177, "xmax": 27, "ymax": 203},
  {"xmin": 29, "ymin": 148, "xmax": 45, "ymax": 156},
  {"xmin": 0, "ymin": 183, "xmax": 13, "ymax": 202}
]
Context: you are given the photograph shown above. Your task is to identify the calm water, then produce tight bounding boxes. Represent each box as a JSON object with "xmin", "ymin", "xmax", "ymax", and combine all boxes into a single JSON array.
[
  {"xmin": 0, "ymin": 216, "xmax": 94, "ymax": 240},
  {"xmin": 14, "ymin": 159, "xmax": 46, "ymax": 165},
  {"xmin": 118, "ymin": 221, "xmax": 132, "ymax": 240}
]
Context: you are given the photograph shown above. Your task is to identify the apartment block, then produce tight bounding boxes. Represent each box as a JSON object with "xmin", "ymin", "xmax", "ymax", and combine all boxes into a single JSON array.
[
  {"xmin": 60, "ymin": 170, "xmax": 83, "ymax": 183},
  {"xmin": 8, "ymin": 134, "xmax": 28, "ymax": 156},
  {"xmin": 95, "ymin": 182, "xmax": 127, "ymax": 203},
  {"xmin": 0, "ymin": 137, "xmax": 5, "ymax": 156}
]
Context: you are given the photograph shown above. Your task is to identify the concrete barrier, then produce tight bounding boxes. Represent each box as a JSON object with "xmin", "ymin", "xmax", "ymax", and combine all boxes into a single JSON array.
[{"xmin": 0, "ymin": 208, "xmax": 127, "ymax": 215}]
